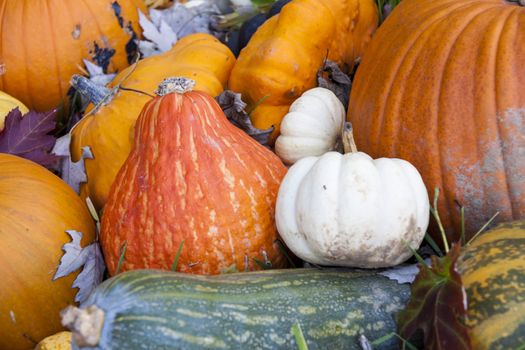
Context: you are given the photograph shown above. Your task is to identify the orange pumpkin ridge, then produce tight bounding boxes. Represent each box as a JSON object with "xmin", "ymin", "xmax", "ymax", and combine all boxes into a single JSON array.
[
  {"xmin": 101, "ymin": 79, "xmax": 288, "ymax": 275},
  {"xmin": 348, "ymin": 0, "xmax": 525, "ymax": 243}
]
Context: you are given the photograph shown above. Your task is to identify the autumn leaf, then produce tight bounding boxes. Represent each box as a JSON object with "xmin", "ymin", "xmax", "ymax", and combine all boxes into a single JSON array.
[
  {"xmin": 317, "ymin": 60, "xmax": 352, "ymax": 110},
  {"xmin": 397, "ymin": 243, "xmax": 471, "ymax": 350},
  {"xmin": 54, "ymin": 230, "xmax": 105, "ymax": 303},
  {"xmin": 52, "ymin": 134, "xmax": 93, "ymax": 194},
  {"xmin": 0, "ymin": 108, "xmax": 59, "ymax": 168},
  {"xmin": 217, "ymin": 90, "xmax": 273, "ymax": 146}
]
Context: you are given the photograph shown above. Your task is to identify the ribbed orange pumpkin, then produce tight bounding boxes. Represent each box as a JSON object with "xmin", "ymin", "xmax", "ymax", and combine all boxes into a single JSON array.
[
  {"xmin": 71, "ymin": 33, "xmax": 236, "ymax": 211},
  {"xmin": 100, "ymin": 78, "xmax": 288, "ymax": 275},
  {"xmin": 0, "ymin": 0, "xmax": 146, "ymax": 111},
  {"xmin": 348, "ymin": 0, "xmax": 525, "ymax": 243},
  {"xmin": 0, "ymin": 154, "xmax": 95, "ymax": 350},
  {"xmin": 229, "ymin": 0, "xmax": 378, "ymax": 142}
]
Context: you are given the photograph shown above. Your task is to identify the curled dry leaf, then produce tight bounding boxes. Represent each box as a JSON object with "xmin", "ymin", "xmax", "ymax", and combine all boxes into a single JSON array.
[
  {"xmin": 397, "ymin": 243, "xmax": 471, "ymax": 350},
  {"xmin": 217, "ymin": 90, "xmax": 273, "ymax": 146},
  {"xmin": 52, "ymin": 134, "xmax": 93, "ymax": 194},
  {"xmin": 0, "ymin": 108, "xmax": 59, "ymax": 168},
  {"xmin": 54, "ymin": 230, "xmax": 105, "ymax": 303},
  {"xmin": 317, "ymin": 59, "xmax": 352, "ymax": 110}
]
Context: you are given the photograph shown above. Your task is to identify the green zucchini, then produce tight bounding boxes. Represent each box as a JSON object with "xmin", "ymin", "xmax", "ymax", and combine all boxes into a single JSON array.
[{"xmin": 64, "ymin": 268, "xmax": 410, "ymax": 350}]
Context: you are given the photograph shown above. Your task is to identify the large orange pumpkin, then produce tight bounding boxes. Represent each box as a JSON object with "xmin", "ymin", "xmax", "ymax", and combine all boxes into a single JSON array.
[
  {"xmin": 0, "ymin": 0, "xmax": 146, "ymax": 111},
  {"xmin": 100, "ymin": 78, "xmax": 288, "ymax": 275},
  {"xmin": 229, "ymin": 0, "xmax": 378, "ymax": 142},
  {"xmin": 71, "ymin": 33, "xmax": 236, "ymax": 211},
  {"xmin": 0, "ymin": 154, "xmax": 95, "ymax": 350},
  {"xmin": 348, "ymin": 0, "xmax": 525, "ymax": 243}
]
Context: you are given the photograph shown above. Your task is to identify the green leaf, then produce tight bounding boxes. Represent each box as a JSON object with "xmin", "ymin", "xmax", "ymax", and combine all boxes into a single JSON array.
[
  {"xmin": 115, "ymin": 241, "xmax": 127, "ymax": 275},
  {"xmin": 291, "ymin": 323, "xmax": 309, "ymax": 350},
  {"xmin": 171, "ymin": 240, "xmax": 185, "ymax": 271},
  {"xmin": 397, "ymin": 243, "xmax": 471, "ymax": 350}
]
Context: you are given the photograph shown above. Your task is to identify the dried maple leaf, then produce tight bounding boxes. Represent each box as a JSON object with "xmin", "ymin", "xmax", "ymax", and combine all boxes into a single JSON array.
[
  {"xmin": 317, "ymin": 60, "xmax": 352, "ymax": 110},
  {"xmin": 217, "ymin": 90, "xmax": 273, "ymax": 146},
  {"xmin": 397, "ymin": 243, "xmax": 471, "ymax": 350},
  {"xmin": 54, "ymin": 230, "xmax": 105, "ymax": 303},
  {"xmin": 52, "ymin": 134, "xmax": 93, "ymax": 194},
  {"xmin": 0, "ymin": 108, "xmax": 59, "ymax": 168}
]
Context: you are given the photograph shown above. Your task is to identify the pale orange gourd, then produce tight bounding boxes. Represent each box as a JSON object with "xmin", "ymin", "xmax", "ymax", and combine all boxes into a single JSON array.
[
  {"xmin": 348, "ymin": 0, "xmax": 525, "ymax": 243},
  {"xmin": 101, "ymin": 78, "xmax": 288, "ymax": 275},
  {"xmin": 0, "ymin": 154, "xmax": 95, "ymax": 350},
  {"xmin": 0, "ymin": 0, "xmax": 146, "ymax": 111},
  {"xmin": 71, "ymin": 33, "xmax": 236, "ymax": 210},
  {"xmin": 229, "ymin": 0, "xmax": 378, "ymax": 142}
]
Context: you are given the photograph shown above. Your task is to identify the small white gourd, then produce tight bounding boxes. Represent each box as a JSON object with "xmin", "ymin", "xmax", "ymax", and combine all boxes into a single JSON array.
[
  {"xmin": 275, "ymin": 87, "xmax": 345, "ymax": 165},
  {"xmin": 276, "ymin": 127, "xmax": 430, "ymax": 268}
]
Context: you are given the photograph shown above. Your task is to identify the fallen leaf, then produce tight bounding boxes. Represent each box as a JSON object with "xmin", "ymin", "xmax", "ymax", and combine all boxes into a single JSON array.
[
  {"xmin": 83, "ymin": 59, "xmax": 117, "ymax": 87},
  {"xmin": 317, "ymin": 60, "xmax": 352, "ymax": 110},
  {"xmin": 0, "ymin": 108, "xmax": 59, "ymax": 168},
  {"xmin": 52, "ymin": 134, "xmax": 93, "ymax": 194},
  {"xmin": 397, "ymin": 243, "xmax": 471, "ymax": 350},
  {"xmin": 379, "ymin": 260, "xmax": 430, "ymax": 284},
  {"xmin": 54, "ymin": 230, "xmax": 105, "ymax": 304},
  {"xmin": 217, "ymin": 90, "xmax": 273, "ymax": 146},
  {"xmin": 138, "ymin": 3, "xmax": 222, "ymax": 57}
]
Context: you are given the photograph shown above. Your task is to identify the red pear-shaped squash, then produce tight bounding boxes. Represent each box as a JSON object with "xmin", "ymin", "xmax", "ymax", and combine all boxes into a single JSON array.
[{"xmin": 101, "ymin": 78, "xmax": 288, "ymax": 275}]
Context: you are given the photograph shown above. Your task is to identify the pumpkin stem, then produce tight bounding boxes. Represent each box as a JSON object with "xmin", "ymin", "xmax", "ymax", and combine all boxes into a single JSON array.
[
  {"xmin": 61, "ymin": 305, "xmax": 104, "ymax": 348},
  {"xmin": 342, "ymin": 122, "xmax": 358, "ymax": 154},
  {"xmin": 70, "ymin": 75, "xmax": 113, "ymax": 106},
  {"xmin": 155, "ymin": 77, "xmax": 196, "ymax": 96}
]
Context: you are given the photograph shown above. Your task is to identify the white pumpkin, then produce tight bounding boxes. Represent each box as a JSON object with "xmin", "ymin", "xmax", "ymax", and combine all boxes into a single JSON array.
[
  {"xmin": 276, "ymin": 150, "xmax": 430, "ymax": 268},
  {"xmin": 275, "ymin": 87, "xmax": 345, "ymax": 165}
]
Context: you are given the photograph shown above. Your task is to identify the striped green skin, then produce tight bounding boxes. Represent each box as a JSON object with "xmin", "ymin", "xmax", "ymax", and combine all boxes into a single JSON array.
[
  {"xmin": 457, "ymin": 221, "xmax": 525, "ymax": 350},
  {"xmin": 74, "ymin": 269, "xmax": 410, "ymax": 350}
]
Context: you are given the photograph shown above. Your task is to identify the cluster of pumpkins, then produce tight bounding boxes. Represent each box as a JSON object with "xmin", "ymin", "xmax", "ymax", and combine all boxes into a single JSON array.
[{"xmin": 0, "ymin": 0, "xmax": 523, "ymax": 349}]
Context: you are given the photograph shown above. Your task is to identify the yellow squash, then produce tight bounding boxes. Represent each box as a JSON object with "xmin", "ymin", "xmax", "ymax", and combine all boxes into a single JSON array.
[
  {"xmin": 71, "ymin": 33, "xmax": 236, "ymax": 210},
  {"xmin": 229, "ymin": 0, "xmax": 378, "ymax": 143}
]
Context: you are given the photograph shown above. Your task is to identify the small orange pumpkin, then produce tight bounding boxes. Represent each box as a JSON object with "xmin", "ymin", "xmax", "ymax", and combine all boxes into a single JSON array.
[
  {"xmin": 0, "ymin": 0, "xmax": 146, "ymax": 111},
  {"xmin": 100, "ymin": 78, "xmax": 288, "ymax": 275}
]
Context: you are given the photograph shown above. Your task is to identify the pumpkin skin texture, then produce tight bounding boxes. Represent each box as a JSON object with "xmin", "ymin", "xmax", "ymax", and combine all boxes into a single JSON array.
[
  {"xmin": 229, "ymin": 0, "xmax": 378, "ymax": 142},
  {"xmin": 0, "ymin": 90, "xmax": 28, "ymax": 129},
  {"xmin": 0, "ymin": 154, "xmax": 95, "ymax": 350},
  {"xmin": 71, "ymin": 33, "xmax": 236, "ymax": 210},
  {"xmin": 348, "ymin": 0, "xmax": 525, "ymax": 244},
  {"xmin": 100, "ymin": 81, "xmax": 288, "ymax": 275},
  {"xmin": 276, "ymin": 152, "xmax": 429, "ymax": 268},
  {"xmin": 275, "ymin": 87, "xmax": 345, "ymax": 165},
  {"xmin": 0, "ymin": 0, "xmax": 146, "ymax": 111},
  {"xmin": 457, "ymin": 220, "xmax": 525, "ymax": 349}
]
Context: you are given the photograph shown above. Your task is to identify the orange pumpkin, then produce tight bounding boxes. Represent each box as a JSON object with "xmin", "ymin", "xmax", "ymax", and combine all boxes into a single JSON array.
[
  {"xmin": 100, "ymin": 78, "xmax": 288, "ymax": 275},
  {"xmin": 0, "ymin": 154, "xmax": 95, "ymax": 350},
  {"xmin": 71, "ymin": 33, "xmax": 236, "ymax": 211},
  {"xmin": 229, "ymin": 0, "xmax": 378, "ymax": 142},
  {"xmin": 348, "ymin": 0, "xmax": 525, "ymax": 243},
  {"xmin": 0, "ymin": 0, "xmax": 146, "ymax": 111}
]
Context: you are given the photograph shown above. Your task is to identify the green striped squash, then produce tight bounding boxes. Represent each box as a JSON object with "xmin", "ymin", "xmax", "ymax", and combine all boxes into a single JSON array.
[
  {"xmin": 458, "ymin": 220, "xmax": 525, "ymax": 349},
  {"xmin": 65, "ymin": 268, "xmax": 410, "ymax": 349}
]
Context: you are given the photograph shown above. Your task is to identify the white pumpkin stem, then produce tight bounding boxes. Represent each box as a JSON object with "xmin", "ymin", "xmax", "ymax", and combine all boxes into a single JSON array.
[
  {"xmin": 61, "ymin": 305, "xmax": 104, "ymax": 348},
  {"xmin": 342, "ymin": 122, "xmax": 358, "ymax": 154},
  {"xmin": 155, "ymin": 77, "xmax": 196, "ymax": 96},
  {"xmin": 70, "ymin": 75, "xmax": 113, "ymax": 106}
]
